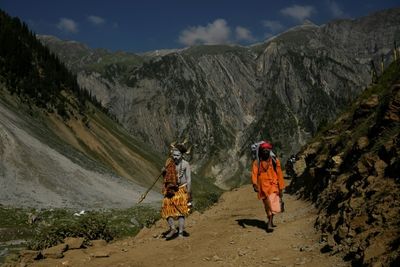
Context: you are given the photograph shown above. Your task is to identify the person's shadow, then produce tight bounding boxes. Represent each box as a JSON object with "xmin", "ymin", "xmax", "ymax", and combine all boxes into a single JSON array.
[{"xmin": 236, "ymin": 219, "xmax": 267, "ymax": 230}]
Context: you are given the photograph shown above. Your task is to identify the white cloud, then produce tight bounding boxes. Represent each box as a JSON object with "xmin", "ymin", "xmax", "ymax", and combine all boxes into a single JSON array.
[
  {"xmin": 88, "ymin": 15, "xmax": 105, "ymax": 25},
  {"xmin": 179, "ymin": 19, "xmax": 231, "ymax": 46},
  {"xmin": 235, "ymin": 26, "xmax": 255, "ymax": 42},
  {"xmin": 327, "ymin": 0, "xmax": 350, "ymax": 18},
  {"xmin": 57, "ymin": 18, "xmax": 78, "ymax": 33},
  {"xmin": 280, "ymin": 5, "xmax": 315, "ymax": 22},
  {"xmin": 262, "ymin": 20, "xmax": 285, "ymax": 33}
]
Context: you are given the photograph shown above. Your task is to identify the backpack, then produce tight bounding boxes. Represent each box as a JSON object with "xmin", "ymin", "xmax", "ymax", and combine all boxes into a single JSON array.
[{"xmin": 250, "ymin": 141, "xmax": 277, "ymax": 173}]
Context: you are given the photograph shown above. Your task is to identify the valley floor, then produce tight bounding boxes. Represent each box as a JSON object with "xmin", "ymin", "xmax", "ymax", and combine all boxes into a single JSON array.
[{"xmin": 29, "ymin": 184, "xmax": 349, "ymax": 267}]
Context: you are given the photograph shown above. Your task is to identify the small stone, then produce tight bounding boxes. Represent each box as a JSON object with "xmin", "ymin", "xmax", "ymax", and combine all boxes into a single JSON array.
[
  {"xmin": 122, "ymin": 248, "xmax": 128, "ymax": 252},
  {"xmin": 203, "ymin": 257, "xmax": 210, "ymax": 261},
  {"xmin": 27, "ymin": 213, "xmax": 39, "ymax": 224},
  {"xmin": 90, "ymin": 251, "xmax": 110, "ymax": 258},
  {"xmin": 295, "ymin": 259, "xmax": 307, "ymax": 265},
  {"xmin": 299, "ymin": 245, "xmax": 312, "ymax": 252},
  {"xmin": 271, "ymin": 257, "xmax": 280, "ymax": 261},
  {"xmin": 212, "ymin": 255, "xmax": 223, "ymax": 261},
  {"xmin": 130, "ymin": 217, "xmax": 140, "ymax": 226}
]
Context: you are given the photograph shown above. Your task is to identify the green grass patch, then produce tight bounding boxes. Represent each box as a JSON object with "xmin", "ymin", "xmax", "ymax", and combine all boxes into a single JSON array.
[
  {"xmin": 85, "ymin": 53, "xmax": 143, "ymax": 74},
  {"xmin": 0, "ymin": 205, "xmax": 160, "ymax": 263},
  {"xmin": 191, "ymin": 174, "xmax": 224, "ymax": 212}
]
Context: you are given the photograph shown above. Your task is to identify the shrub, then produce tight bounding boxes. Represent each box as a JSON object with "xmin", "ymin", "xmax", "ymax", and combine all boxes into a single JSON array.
[{"xmin": 28, "ymin": 213, "xmax": 114, "ymax": 250}]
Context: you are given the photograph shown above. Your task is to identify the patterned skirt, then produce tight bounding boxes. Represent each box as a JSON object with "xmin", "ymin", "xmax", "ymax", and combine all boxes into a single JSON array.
[{"xmin": 161, "ymin": 185, "xmax": 190, "ymax": 219}]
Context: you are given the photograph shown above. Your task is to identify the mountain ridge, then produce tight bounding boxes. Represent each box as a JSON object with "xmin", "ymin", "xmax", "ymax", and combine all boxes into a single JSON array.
[{"xmin": 38, "ymin": 7, "xmax": 400, "ymax": 187}]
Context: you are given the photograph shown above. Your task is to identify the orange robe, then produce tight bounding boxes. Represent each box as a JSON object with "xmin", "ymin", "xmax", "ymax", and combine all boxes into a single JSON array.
[{"xmin": 251, "ymin": 158, "xmax": 285, "ymax": 200}]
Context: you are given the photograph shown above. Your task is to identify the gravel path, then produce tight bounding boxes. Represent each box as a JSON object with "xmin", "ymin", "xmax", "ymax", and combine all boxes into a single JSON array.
[{"xmin": 31, "ymin": 184, "xmax": 350, "ymax": 267}]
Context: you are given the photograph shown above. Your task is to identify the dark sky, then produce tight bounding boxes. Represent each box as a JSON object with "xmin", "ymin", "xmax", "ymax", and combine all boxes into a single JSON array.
[{"xmin": 1, "ymin": 0, "xmax": 399, "ymax": 53}]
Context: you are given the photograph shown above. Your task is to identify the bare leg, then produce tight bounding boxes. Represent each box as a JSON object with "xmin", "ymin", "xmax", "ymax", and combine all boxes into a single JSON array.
[
  {"xmin": 167, "ymin": 217, "xmax": 175, "ymax": 230},
  {"xmin": 165, "ymin": 217, "xmax": 177, "ymax": 239},
  {"xmin": 262, "ymin": 198, "xmax": 274, "ymax": 232},
  {"xmin": 271, "ymin": 214, "xmax": 276, "ymax": 227},
  {"xmin": 178, "ymin": 216, "xmax": 185, "ymax": 234}
]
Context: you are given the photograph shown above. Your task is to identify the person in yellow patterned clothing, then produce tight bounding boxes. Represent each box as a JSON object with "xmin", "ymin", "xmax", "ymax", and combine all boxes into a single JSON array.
[{"xmin": 161, "ymin": 144, "xmax": 191, "ymax": 240}]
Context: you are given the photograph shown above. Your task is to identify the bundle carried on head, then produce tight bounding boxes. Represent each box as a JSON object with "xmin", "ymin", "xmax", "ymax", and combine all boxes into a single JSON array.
[
  {"xmin": 260, "ymin": 142, "xmax": 273, "ymax": 151},
  {"xmin": 251, "ymin": 140, "xmax": 273, "ymax": 160}
]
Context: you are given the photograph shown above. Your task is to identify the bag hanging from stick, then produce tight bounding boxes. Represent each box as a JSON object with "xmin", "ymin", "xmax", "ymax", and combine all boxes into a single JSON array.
[{"xmin": 280, "ymin": 196, "xmax": 285, "ymax": 212}]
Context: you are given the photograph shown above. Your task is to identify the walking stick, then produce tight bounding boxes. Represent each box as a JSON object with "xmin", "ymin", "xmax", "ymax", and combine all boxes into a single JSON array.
[{"xmin": 137, "ymin": 172, "xmax": 163, "ymax": 204}]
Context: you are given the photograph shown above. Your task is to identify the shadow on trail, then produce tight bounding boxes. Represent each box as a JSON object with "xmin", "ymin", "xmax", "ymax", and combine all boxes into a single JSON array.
[{"xmin": 236, "ymin": 219, "xmax": 267, "ymax": 230}]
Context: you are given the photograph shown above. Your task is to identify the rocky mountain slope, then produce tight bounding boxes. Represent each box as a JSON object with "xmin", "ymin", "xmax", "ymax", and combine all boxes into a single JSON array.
[
  {"xmin": 289, "ymin": 61, "xmax": 400, "ymax": 266},
  {"xmin": 0, "ymin": 10, "xmax": 163, "ymax": 208},
  {"xmin": 39, "ymin": 8, "xmax": 400, "ymax": 188},
  {"xmin": 0, "ymin": 94, "xmax": 162, "ymax": 209}
]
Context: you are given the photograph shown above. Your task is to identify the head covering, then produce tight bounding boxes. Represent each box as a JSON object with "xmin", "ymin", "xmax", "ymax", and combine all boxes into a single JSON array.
[
  {"xmin": 175, "ymin": 143, "xmax": 187, "ymax": 153},
  {"xmin": 260, "ymin": 142, "xmax": 273, "ymax": 150}
]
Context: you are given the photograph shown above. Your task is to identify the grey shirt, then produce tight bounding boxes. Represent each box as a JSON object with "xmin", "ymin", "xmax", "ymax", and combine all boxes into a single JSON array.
[{"xmin": 176, "ymin": 159, "xmax": 191, "ymax": 193}]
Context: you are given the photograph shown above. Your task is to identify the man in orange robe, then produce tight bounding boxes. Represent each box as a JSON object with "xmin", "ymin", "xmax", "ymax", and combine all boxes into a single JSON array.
[{"xmin": 251, "ymin": 142, "xmax": 285, "ymax": 232}]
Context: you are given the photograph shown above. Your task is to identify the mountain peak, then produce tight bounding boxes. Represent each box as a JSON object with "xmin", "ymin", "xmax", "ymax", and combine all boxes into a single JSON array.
[{"xmin": 302, "ymin": 19, "xmax": 316, "ymax": 26}]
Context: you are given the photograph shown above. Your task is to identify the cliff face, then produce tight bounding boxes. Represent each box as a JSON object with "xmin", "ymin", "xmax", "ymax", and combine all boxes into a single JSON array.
[
  {"xmin": 39, "ymin": 8, "xmax": 400, "ymax": 187},
  {"xmin": 289, "ymin": 61, "xmax": 400, "ymax": 266}
]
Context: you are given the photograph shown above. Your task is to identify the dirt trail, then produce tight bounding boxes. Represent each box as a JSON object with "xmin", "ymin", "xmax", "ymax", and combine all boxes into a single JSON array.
[{"xmin": 30, "ymin": 184, "xmax": 349, "ymax": 267}]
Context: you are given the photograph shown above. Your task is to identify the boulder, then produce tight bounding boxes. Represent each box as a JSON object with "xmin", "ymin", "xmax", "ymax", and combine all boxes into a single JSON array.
[
  {"xmin": 360, "ymin": 94, "xmax": 379, "ymax": 109},
  {"xmin": 374, "ymin": 160, "xmax": 387, "ymax": 178},
  {"xmin": 303, "ymin": 142, "xmax": 321, "ymax": 157},
  {"xmin": 90, "ymin": 239, "xmax": 107, "ymax": 247},
  {"xmin": 332, "ymin": 154, "xmax": 343, "ymax": 167},
  {"xmin": 19, "ymin": 250, "xmax": 41, "ymax": 263},
  {"xmin": 294, "ymin": 157, "xmax": 307, "ymax": 177},
  {"xmin": 356, "ymin": 136, "xmax": 369, "ymax": 150},
  {"xmin": 363, "ymin": 240, "xmax": 387, "ymax": 262},
  {"xmin": 63, "ymin": 237, "xmax": 84, "ymax": 249},
  {"xmin": 383, "ymin": 87, "xmax": 400, "ymax": 122},
  {"xmin": 42, "ymin": 244, "xmax": 67, "ymax": 259}
]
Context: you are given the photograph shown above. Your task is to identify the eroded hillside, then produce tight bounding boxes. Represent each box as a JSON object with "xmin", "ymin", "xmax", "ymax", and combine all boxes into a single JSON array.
[
  {"xmin": 0, "ymin": 10, "xmax": 162, "ymax": 208},
  {"xmin": 289, "ymin": 61, "xmax": 400, "ymax": 265}
]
